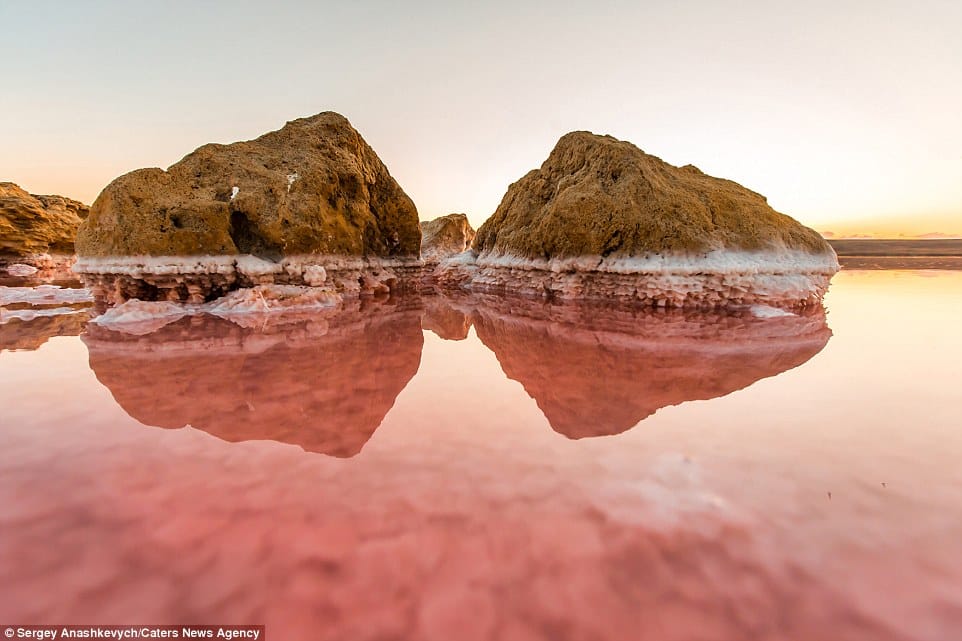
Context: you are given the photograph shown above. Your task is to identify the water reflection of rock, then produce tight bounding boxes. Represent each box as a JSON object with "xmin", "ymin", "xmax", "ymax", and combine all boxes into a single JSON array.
[
  {"xmin": 420, "ymin": 297, "xmax": 471, "ymax": 341},
  {"xmin": 0, "ymin": 312, "xmax": 90, "ymax": 351},
  {"xmin": 84, "ymin": 299, "xmax": 424, "ymax": 457},
  {"xmin": 457, "ymin": 295, "xmax": 831, "ymax": 438}
]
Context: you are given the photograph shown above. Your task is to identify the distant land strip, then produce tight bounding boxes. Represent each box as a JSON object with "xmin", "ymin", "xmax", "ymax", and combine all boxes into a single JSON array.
[
  {"xmin": 827, "ymin": 239, "xmax": 962, "ymax": 270},
  {"xmin": 828, "ymin": 239, "xmax": 962, "ymax": 256}
]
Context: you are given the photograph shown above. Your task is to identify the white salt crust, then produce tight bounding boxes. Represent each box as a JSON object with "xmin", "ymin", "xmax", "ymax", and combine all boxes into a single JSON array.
[
  {"xmin": 5, "ymin": 264, "xmax": 38, "ymax": 277},
  {"xmin": 73, "ymin": 254, "xmax": 422, "ymax": 305},
  {"xmin": 436, "ymin": 249, "xmax": 839, "ymax": 309},
  {"xmin": 0, "ymin": 253, "xmax": 76, "ymax": 276},
  {"xmin": 749, "ymin": 305, "xmax": 796, "ymax": 319},
  {"xmin": 0, "ymin": 285, "xmax": 94, "ymax": 307},
  {"xmin": 92, "ymin": 285, "xmax": 342, "ymax": 335},
  {"xmin": 0, "ymin": 306, "xmax": 86, "ymax": 324}
]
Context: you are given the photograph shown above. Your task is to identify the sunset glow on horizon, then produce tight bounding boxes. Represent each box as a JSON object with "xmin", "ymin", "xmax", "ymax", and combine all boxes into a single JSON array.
[{"xmin": 2, "ymin": 0, "xmax": 960, "ymax": 237}]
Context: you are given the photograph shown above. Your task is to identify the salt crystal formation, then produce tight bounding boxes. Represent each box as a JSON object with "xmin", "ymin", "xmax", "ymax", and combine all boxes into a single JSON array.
[
  {"xmin": 74, "ymin": 112, "xmax": 422, "ymax": 305},
  {"xmin": 438, "ymin": 132, "xmax": 839, "ymax": 308}
]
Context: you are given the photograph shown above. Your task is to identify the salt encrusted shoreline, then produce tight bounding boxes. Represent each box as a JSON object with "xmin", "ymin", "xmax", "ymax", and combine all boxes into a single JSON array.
[
  {"xmin": 1, "ymin": 253, "xmax": 76, "ymax": 278},
  {"xmin": 436, "ymin": 249, "xmax": 840, "ymax": 308},
  {"xmin": 73, "ymin": 254, "xmax": 423, "ymax": 304}
]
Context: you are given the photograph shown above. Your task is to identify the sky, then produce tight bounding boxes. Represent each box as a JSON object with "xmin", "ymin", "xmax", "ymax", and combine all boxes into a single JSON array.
[{"xmin": 2, "ymin": 0, "xmax": 960, "ymax": 237}]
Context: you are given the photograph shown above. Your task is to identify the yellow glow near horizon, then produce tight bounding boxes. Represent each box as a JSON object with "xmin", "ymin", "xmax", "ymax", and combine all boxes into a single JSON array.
[{"xmin": 2, "ymin": 1, "xmax": 960, "ymax": 238}]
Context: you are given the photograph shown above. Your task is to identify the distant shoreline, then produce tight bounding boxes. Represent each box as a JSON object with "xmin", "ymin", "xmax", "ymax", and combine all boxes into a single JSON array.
[
  {"xmin": 827, "ymin": 239, "xmax": 962, "ymax": 269},
  {"xmin": 828, "ymin": 239, "xmax": 962, "ymax": 256}
]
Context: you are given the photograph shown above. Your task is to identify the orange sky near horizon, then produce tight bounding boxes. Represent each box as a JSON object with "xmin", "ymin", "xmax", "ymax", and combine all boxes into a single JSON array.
[{"xmin": 2, "ymin": 1, "xmax": 960, "ymax": 238}]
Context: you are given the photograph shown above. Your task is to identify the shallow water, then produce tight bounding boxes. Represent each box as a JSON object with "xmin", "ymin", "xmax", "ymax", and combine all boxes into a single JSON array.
[{"xmin": 1, "ymin": 270, "xmax": 961, "ymax": 641}]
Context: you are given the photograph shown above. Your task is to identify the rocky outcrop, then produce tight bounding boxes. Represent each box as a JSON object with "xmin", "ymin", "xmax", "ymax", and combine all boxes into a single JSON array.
[
  {"xmin": 0, "ymin": 182, "xmax": 88, "ymax": 276},
  {"xmin": 440, "ymin": 132, "xmax": 838, "ymax": 308},
  {"xmin": 420, "ymin": 213, "xmax": 475, "ymax": 263},
  {"xmin": 465, "ymin": 294, "xmax": 830, "ymax": 438},
  {"xmin": 84, "ymin": 299, "xmax": 423, "ymax": 457},
  {"xmin": 75, "ymin": 112, "xmax": 422, "ymax": 305}
]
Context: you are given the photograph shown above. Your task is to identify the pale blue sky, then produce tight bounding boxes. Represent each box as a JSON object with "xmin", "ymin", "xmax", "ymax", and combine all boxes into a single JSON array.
[{"xmin": 2, "ymin": 0, "xmax": 960, "ymax": 235}]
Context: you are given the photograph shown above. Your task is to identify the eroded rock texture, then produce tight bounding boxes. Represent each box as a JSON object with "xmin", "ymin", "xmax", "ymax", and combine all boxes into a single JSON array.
[
  {"xmin": 420, "ymin": 213, "xmax": 475, "ymax": 263},
  {"xmin": 441, "ymin": 132, "xmax": 838, "ymax": 308},
  {"xmin": 75, "ymin": 112, "xmax": 422, "ymax": 304},
  {"xmin": 473, "ymin": 132, "xmax": 832, "ymax": 257},
  {"xmin": 0, "ymin": 182, "xmax": 88, "ymax": 276}
]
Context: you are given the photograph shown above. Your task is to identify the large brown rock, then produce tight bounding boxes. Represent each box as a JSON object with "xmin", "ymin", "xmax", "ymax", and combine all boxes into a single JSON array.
[
  {"xmin": 0, "ymin": 182, "xmax": 88, "ymax": 273},
  {"xmin": 474, "ymin": 132, "xmax": 829, "ymax": 257},
  {"xmin": 75, "ymin": 112, "xmax": 422, "ymax": 304},
  {"xmin": 77, "ymin": 112, "xmax": 419, "ymax": 258},
  {"xmin": 443, "ymin": 132, "xmax": 838, "ymax": 308},
  {"xmin": 420, "ymin": 213, "xmax": 475, "ymax": 262}
]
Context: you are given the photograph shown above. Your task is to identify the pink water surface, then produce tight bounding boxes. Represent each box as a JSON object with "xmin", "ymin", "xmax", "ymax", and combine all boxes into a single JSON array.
[{"xmin": 1, "ymin": 270, "xmax": 961, "ymax": 640}]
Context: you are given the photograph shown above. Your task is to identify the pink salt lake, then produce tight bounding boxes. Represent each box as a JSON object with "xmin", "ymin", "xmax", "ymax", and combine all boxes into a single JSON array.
[{"xmin": 1, "ymin": 270, "xmax": 961, "ymax": 641}]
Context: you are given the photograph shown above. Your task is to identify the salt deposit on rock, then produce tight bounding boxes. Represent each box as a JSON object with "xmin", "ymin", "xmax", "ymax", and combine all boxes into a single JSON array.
[
  {"xmin": 75, "ymin": 112, "xmax": 422, "ymax": 305},
  {"xmin": 91, "ymin": 285, "xmax": 343, "ymax": 335},
  {"xmin": 0, "ymin": 285, "xmax": 94, "ymax": 307},
  {"xmin": 5, "ymin": 264, "xmax": 39, "ymax": 277},
  {"xmin": 204, "ymin": 285, "xmax": 340, "ymax": 319},
  {"xmin": 439, "ymin": 132, "xmax": 838, "ymax": 308}
]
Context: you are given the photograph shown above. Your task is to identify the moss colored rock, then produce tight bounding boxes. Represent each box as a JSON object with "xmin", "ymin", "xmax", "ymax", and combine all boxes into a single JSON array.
[
  {"xmin": 0, "ymin": 182, "xmax": 88, "ymax": 257},
  {"xmin": 473, "ymin": 131, "xmax": 831, "ymax": 259},
  {"xmin": 76, "ymin": 112, "xmax": 420, "ymax": 260},
  {"xmin": 420, "ymin": 213, "xmax": 476, "ymax": 262}
]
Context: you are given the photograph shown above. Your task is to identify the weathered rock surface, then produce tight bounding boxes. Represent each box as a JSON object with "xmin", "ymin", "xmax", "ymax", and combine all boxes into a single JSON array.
[
  {"xmin": 75, "ymin": 112, "xmax": 422, "ymax": 304},
  {"xmin": 84, "ymin": 298, "xmax": 423, "ymax": 457},
  {"xmin": 0, "ymin": 182, "xmax": 88, "ymax": 275},
  {"xmin": 420, "ymin": 213, "xmax": 475, "ymax": 262},
  {"xmin": 466, "ymin": 295, "xmax": 831, "ymax": 438},
  {"xmin": 441, "ymin": 132, "xmax": 838, "ymax": 308}
]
